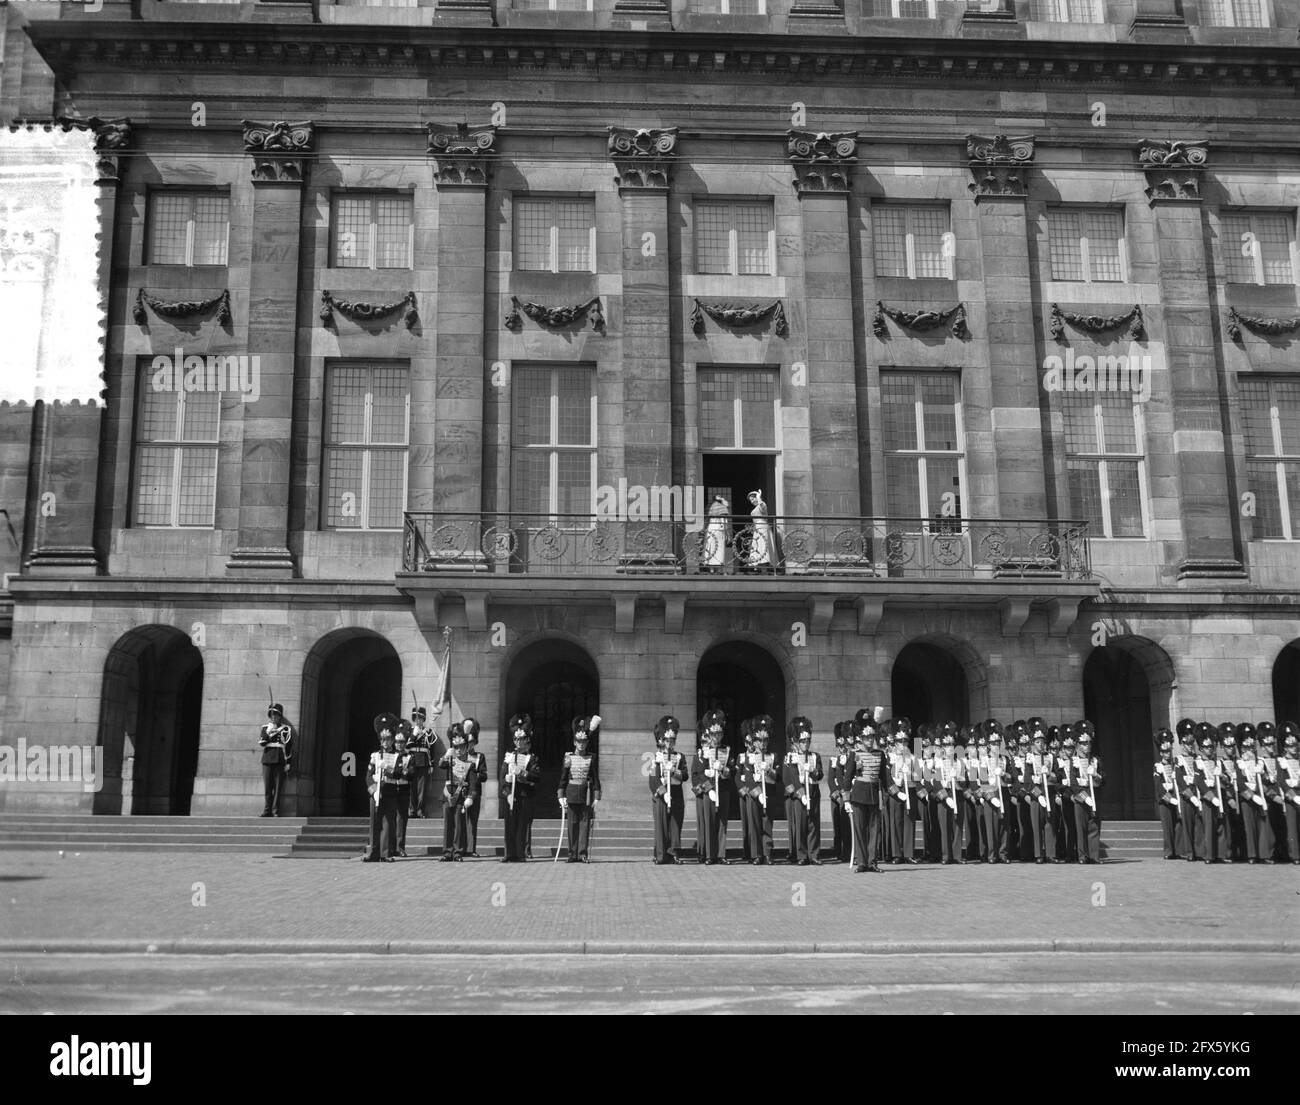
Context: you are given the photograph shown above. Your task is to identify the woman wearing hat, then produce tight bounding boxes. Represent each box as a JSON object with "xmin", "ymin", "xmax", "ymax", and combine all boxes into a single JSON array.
[
  {"xmin": 741, "ymin": 490, "xmax": 775, "ymax": 572},
  {"xmin": 701, "ymin": 495, "xmax": 731, "ymax": 574}
]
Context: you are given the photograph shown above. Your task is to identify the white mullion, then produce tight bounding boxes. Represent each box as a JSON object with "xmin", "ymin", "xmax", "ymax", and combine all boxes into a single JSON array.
[
  {"xmin": 550, "ymin": 368, "xmax": 561, "ymax": 517},
  {"xmin": 362, "ymin": 371, "xmax": 375, "ymax": 529},
  {"xmin": 1079, "ymin": 231, "xmax": 1092, "ymax": 282},
  {"xmin": 550, "ymin": 205, "xmax": 560, "ymax": 273},
  {"xmin": 904, "ymin": 211, "xmax": 917, "ymax": 279},
  {"xmin": 185, "ymin": 198, "xmax": 197, "ymax": 266},
  {"xmin": 913, "ymin": 381, "xmax": 927, "ymax": 519},
  {"xmin": 733, "ymin": 377, "xmax": 744, "ymax": 447},
  {"xmin": 1133, "ymin": 400, "xmax": 1150, "ymax": 538},
  {"xmin": 1278, "ymin": 461, "xmax": 1293, "ymax": 540},
  {"xmin": 368, "ymin": 197, "xmax": 378, "ymax": 272},
  {"xmin": 729, "ymin": 222, "xmax": 739, "ymax": 277}
]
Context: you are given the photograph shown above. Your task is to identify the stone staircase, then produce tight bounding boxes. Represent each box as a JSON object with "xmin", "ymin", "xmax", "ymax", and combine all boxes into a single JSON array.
[{"xmin": 0, "ymin": 812, "xmax": 1167, "ymax": 860}]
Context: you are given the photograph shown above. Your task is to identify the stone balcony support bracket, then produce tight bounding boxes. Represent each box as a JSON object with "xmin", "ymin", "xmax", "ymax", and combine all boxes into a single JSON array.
[
  {"xmin": 808, "ymin": 595, "xmax": 836, "ymax": 635},
  {"xmin": 1044, "ymin": 597, "xmax": 1084, "ymax": 638},
  {"xmin": 614, "ymin": 594, "xmax": 637, "ymax": 634},
  {"xmin": 998, "ymin": 596, "xmax": 1032, "ymax": 638}
]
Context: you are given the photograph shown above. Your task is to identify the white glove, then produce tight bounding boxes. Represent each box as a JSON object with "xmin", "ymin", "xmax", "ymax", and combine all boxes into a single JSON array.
[{"xmin": 559, "ymin": 797, "xmax": 568, "ymax": 810}]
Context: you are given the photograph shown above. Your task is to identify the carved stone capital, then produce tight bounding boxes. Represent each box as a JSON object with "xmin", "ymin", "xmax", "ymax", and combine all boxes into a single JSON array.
[
  {"xmin": 787, "ymin": 130, "xmax": 857, "ymax": 194},
  {"xmin": 427, "ymin": 122, "xmax": 498, "ymax": 187},
  {"xmin": 967, "ymin": 133, "xmax": 1035, "ymax": 199},
  {"xmin": 56, "ymin": 116, "xmax": 132, "ymax": 184},
  {"xmin": 1138, "ymin": 139, "xmax": 1207, "ymax": 203},
  {"xmin": 607, "ymin": 126, "xmax": 678, "ymax": 191},
  {"xmin": 242, "ymin": 120, "xmax": 315, "ymax": 183}
]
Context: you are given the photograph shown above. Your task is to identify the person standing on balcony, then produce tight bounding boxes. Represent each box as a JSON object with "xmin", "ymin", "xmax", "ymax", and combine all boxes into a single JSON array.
[
  {"xmin": 702, "ymin": 495, "xmax": 730, "ymax": 574},
  {"xmin": 743, "ymin": 490, "xmax": 776, "ymax": 572}
]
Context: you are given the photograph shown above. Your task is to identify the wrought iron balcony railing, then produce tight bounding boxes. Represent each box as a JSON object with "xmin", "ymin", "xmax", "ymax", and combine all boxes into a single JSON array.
[{"xmin": 402, "ymin": 513, "xmax": 1092, "ymax": 580}]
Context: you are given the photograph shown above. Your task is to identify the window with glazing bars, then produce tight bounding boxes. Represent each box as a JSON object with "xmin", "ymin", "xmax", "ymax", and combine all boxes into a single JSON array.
[
  {"xmin": 694, "ymin": 0, "xmax": 765, "ymax": 12},
  {"xmin": 698, "ymin": 368, "xmax": 779, "ymax": 450},
  {"xmin": 147, "ymin": 192, "xmax": 229, "ymax": 266},
  {"xmin": 889, "ymin": 0, "xmax": 936, "ymax": 15},
  {"xmin": 1202, "ymin": 0, "xmax": 1269, "ymax": 28},
  {"xmin": 1239, "ymin": 377, "xmax": 1300, "ymax": 539},
  {"xmin": 332, "ymin": 194, "xmax": 413, "ymax": 270},
  {"xmin": 514, "ymin": 197, "xmax": 596, "ymax": 273},
  {"xmin": 323, "ymin": 364, "xmax": 410, "ymax": 530},
  {"xmin": 880, "ymin": 371, "xmax": 964, "ymax": 524},
  {"xmin": 873, "ymin": 206, "xmax": 952, "ymax": 279},
  {"xmin": 1030, "ymin": 0, "xmax": 1102, "ymax": 21},
  {"xmin": 511, "ymin": 365, "xmax": 596, "ymax": 518},
  {"xmin": 133, "ymin": 364, "xmax": 219, "ymax": 527},
  {"xmin": 1060, "ymin": 391, "xmax": 1147, "ymax": 538},
  {"xmin": 1048, "ymin": 209, "xmax": 1125, "ymax": 282},
  {"xmin": 695, "ymin": 201, "xmax": 774, "ymax": 276},
  {"xmin": 515, "ymin": 0, "xmax": 593, "ymax": 9},
  {"xmin": 1220, "ymin": 212, "xmax": 1294, "ymax": 285}
]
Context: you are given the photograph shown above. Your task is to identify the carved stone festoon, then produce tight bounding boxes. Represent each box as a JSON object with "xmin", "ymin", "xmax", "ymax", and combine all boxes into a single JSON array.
[
  {"xmin": 787, "ymin": 129, "xmax": 857, "ymax": 194},
  {"xmin": 607, "ymin": 126, "xmax": 678, "ymax": 191},
  {"xmin": 427, "ymin": 122, "xmax": 498, "ymax": 187},
  {"xmin": 967, "ymin": 133, "xmax": 1035, "ymax": 199},
  {"xmin": 1137, "ymin": 138, "xmax": 1208, "ymax": 203},
  {"xmin": 56, "ymin": 116, "xmax": 133, "ymax": 184},
  {"xmin": 242, "ymin": 120, "xmax": 315, "ymax": 183}
]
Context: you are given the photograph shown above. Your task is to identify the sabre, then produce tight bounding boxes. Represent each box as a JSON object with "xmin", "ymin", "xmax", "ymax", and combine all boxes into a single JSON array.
[{"xmin": 554, "ymin": 802, "xmax": 566, "ymax": 863}]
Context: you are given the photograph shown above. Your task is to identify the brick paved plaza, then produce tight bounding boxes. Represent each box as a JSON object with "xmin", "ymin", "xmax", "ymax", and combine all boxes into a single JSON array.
[{"xmin": 2, "ymin": 851, "xmax": 1295, "ymax": 954}]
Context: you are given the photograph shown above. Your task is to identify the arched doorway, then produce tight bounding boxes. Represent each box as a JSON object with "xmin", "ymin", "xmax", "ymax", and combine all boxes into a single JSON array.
[
  {"xmin": 1083, "ymin": 644, "xmax": 1160, "ymax": 820},
  {"xmin": 891, "ymin": 641, "xmax": 970, "ymax": 728},
  {"xmin": 95, "ymin": 626, "xmax": 204, "ymax": 815},
  {"xmin": 1273, "ymin": 641, "xmax": 1300, "ymax": 727},
  {"xmin": 301, "ymin": 630, "xmax": 403, "ymax": 816},
  {"xmin": 502, "ymin": 639, "xmax": 599, "ymax": 818},
  {"xmin": 697, "ymin": 640, "xmax": 788, "ymax": 821}
]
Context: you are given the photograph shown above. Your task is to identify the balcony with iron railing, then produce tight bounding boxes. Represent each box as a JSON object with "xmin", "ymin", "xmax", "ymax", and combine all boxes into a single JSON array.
[{"xmin": 397, "ymin": 511, "xmax": 1098, "ymax": 636}]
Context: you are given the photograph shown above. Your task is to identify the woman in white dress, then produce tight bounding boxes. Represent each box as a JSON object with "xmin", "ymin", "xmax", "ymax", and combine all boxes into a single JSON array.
[
  {"xmin": 702, "ymin": 495, "xmax": 730, "ymax": 573},
  {"xmin": 745, "ymin": 490, "xmax": 776, "ymax": 572}
]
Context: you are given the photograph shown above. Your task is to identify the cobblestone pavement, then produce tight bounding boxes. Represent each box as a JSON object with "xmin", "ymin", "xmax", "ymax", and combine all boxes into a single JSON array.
[{"xmin": 1, "ymin": 851, "xmax": 1296, "ymax": 952}]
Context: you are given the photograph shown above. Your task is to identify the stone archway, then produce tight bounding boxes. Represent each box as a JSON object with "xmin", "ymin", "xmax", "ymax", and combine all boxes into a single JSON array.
[{"xmin": 1273, "ymin": 640, "xmax": 1300, "ymax": 727}]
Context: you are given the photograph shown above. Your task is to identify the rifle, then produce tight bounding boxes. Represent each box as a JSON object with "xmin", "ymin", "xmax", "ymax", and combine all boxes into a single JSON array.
[
  {"xmin": 506, "ymin": 753, "xmax": 517, "ymax": 812},
  {"xmin": 757, "ymin": 753, "xmax": 769, "ymax": 811},
  {"xmin": 555, "ymin": 800, "xmax": 566, "ymax": 863},
  {"xmin": 800, "ymin": 753, "xmax": 812, "ymax": 811},
  {"xmin": 1086, "ymin": 757, "xmax": 1097, "ymax": 812}
]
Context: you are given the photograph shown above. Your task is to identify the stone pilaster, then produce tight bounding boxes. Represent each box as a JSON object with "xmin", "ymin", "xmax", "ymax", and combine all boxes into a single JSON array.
[
  {"xmin": 965, "ymin": 135, "xmax": 1047, "ymax": 519},
  {"xmin": 1138, "ymin": 139, "xmax": 1242, "ymax": 579},
  {"xmin": 788, "ymin": 130, "xmax": 860, "ymax": 516},
  {"xmin": 226, "ymin": 120, "xmax": 313, "ymax": 578}
]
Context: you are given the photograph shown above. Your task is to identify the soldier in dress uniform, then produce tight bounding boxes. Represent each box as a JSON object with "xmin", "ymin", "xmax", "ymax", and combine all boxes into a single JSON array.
[
  {"xmin": 931, "ymin": 727, "xmax": 962, "ymax": 865},
  {"xmin": 463, "ymin": 719, "xmax": 487, "ymax": 857},
  {"xmin": 439, "ymin": 723, "xmax": 478, "ymax": 861},
  {"xmin": 258, "ymin": 704, "xmax": 294, "ymax": 817},
  {"xmin": 847, "ymin": 719, "xmax": 890, "ymax": 873},
  {"xmin": 1276, "ymin": 723, "xmax": 1300, "ymax": 863},
  {"xmin": 363, "ymin": 713, "xmax": 402, "ymax": 862},
  {"xmin": 501, "ymin": 713, "xmax": 541, "ymax": 862},
  {"xmin": 1023, "ymin": 722, "xmax": 1053, "ymax": 864},
  {"xmin": 691, "ymin": 711, "xmax": 731, "ymax": 865},
  {"xmin": 1216, "ymin": 723, "xmax": 1242, "ymax": 861},
  {"xmin": 752, "ymin": 716, "xmax": 779, "ymax": 864},
  {"xmin": 392, "ymin": 723, "xmax": 414, "ymax": 857},
  {"xmin": 734, "ymin": 722, "xmax": 757, "ymax": 864},
  {"xmin": 1194, "ymin": 722, "xmax": 1224, "ymax": 863},
  {"xmin": 1234, "ymin": 724, "xmax": 1272, "ymax": 865},
  {"xmin": 1153, "ymin": 729, "xmax": 1182, "ymax": 859},
  {"xmin": 406, "ymin": 705, "xmax": 434, "ymax": 819},
  {"xmin": 833, "ymin": 722, "xmax": 856, "ymax": 863},
  {"xmin": 1256, "ymin": 723, "xmax": 1285, "ymax": 862},
  {"xmin": 782, "ymin": 716, "xmax": 822, "ymax": 865},
  {"xmin": 914, "ymin": 725, "xmax": 938, "ymax": 863},
  {"xmin": 1174, "ymin": 720, "xmax": 1203, "ymax": 861},
  {"xmin": 1071, "ymin": 727, "xmax": 1104, "ymax": 863},
  {"xmin": 559, "ymin": 716, "xmax": 601, "ymax": 863},
  {"xmin": 885, "ymin": 720, "xmax": 917, "ymax": 865},
  {"xmin": 983, "ymin": 727, "xmax": 1009, "ymax": 863},
  {"xmin": 650, "ymin": 715, "xmax": 687, "ymax": 864}
]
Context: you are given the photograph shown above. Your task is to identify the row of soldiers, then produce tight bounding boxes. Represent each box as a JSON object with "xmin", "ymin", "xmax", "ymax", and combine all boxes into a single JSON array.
[
  {"xmin": 650, "ymin": 710, "xmax": 1108, "ymax": 870},
  {"xmin": 1155, "ymin": 720, "xmax": 1300, "ymax": 864}
]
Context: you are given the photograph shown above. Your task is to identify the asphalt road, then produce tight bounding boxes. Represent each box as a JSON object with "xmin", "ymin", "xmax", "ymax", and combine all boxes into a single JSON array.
[{"xmin": 3, "ymin": 952, "xmax": 1296, "ymax": 1015}]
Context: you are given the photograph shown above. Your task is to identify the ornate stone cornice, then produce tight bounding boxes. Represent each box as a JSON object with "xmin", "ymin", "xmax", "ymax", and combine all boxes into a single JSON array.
[
  {"xmin": 427, "ymin": 122, "xmax": 497, "ymax": 187},
  {"xmin": 873, "ymin": 301, "xmax": 968, "ymax": 339},
  {"xmin": 607, "ymin": 127, "xmax": 678, "ymax": 191},
  {"xmin": 786, "ymin": 130, "xmax": 857, "ymax": 194},
  {"xmin": 54, "ymin": 115, "xmax": 132, "ymax": 183},
  {"xmin": 691, "ymin": 299, "xmax": 789, "ymax": 338},
  {"xmin": 1137, "ymin": 138, "xmax": 1208, "ymax": 203},
  {"xmin": 242, "ymin": 119, "xmax": 314, "ymax": 183},
  {"xmin": 505, "ymin": 296, "xmax": 605, "ymax": 333},
  {"xmin": 967, "ymin": 134, "xmax": 1035, "ymax": 199},
  {"xmin": 1049, "ymin": 303, "xmax": 1145, "ymax": 342}
]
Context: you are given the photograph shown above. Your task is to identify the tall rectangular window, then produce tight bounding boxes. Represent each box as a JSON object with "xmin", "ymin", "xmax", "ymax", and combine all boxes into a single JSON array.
[
  {"xmin": 1220, "ymin": 212, "xmax": 1294, "ymax": 285},
  {"xmin": 511, "ymin": 366, "xmax": 596, "ymax": 517},
  {"xmin": 133, "ymin": 365, "xmax": 219, "ymax": 528},
  {"xmin": 1030, "ymin": 0, "xmax": 1102, "ymax": 21},
  {"xmin": 514, "ymin": 197, "xmax": 596, "ymax": 273},
  {"xmin": 880, "ymin": 371, "xmax": 965, "ymax": 521},
  {"xmin": 147, "ymin": 192, "xmax": 229, "ymax": 266},
  {"xmin": 323, "ymin": 364, "xmax": 410, "ymax": 530},
  {"xmin": 891, "ymin": 0, "xmax": 936, "ymax": 15},
  {"xmin": 332, "ymin": 194, "xmax": 413, "ymax": 270},
  {"xmin": 1202, "ymin": 0, "xmax": 1269, "ymax": 27},
  {"xmin": 515, "ymin": 0, "xmax": 593, "ymax": 8},
  {"xmin": 698, "ymin": 368, "xmax": 779, "ymax": 450},
  {"xmin": 873, "ymin": 206, "xmax": 952, "ymax": 279},
  {"xmin": 1048, "ymin": 209, "xmax": 1125, "ymax": 282},
  {"xmin": 1240, "ymin": 377, "xmax": 1300, "ymax": 539},
  {"xmin": 1061, "ymin": 392, "xmax": 1147, "ymax": 538},
  {"xmin": 694, "ymin": 0, "xmax": 765, "ymax": 12},
  {"xmin": 695, "ymin": 201, "xmax": 774, "ymax": 276}
]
